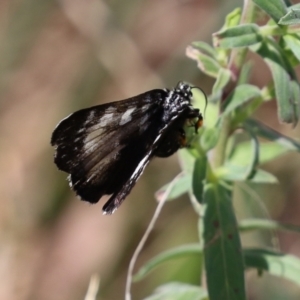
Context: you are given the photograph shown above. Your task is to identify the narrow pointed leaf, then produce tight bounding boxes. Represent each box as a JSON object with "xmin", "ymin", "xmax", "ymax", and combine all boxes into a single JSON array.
[
  {"xmin": 253, "ymin": 40, "xmax": 299, "ymax": 124},
  {"xmin": 244, "ymin": 119, "xmax": 300, "ymax": 151},
  {"xmin": 282, "ymin": 34, "xmax": 300, "ymax": 63},
  {"xmin": 228, "ymin": 140, "xmax": 289, "ymax": 165},
  {"xmin": 191, "ymin": 41, "xmax": 218, "ymax": 57},
  {"xmin": 222, "ymin": 8, "xmax": 242, "ymax": 29},
  {"xmin": 290, "ymin": 80, "xmax": 300, "ymax": 121},
  {"xmin": 253, "ymin": 0, "xmax": 288, "ymax": 22},
  {"xmin": 203, "ymin": 182, "xmax": 246, "ymax": 300},
  {"xmin": 222, "ymin": 84, "xmax": 261, "ymax": 116},
  {"xmin": 247, "ymin": 169, "xmax": 278, "ymax": 183},
  {"xmin": 238, "ymin": 61, "xmax": 253, "ymax": 85},
  {"xmin": 266, "ymin": 58, "xmax": 298, "ymax": 124},
  {"xmin": 212, "ymin": 68, "xmax": 232, "ymax": 97},
  {"xmin": 213, "ymin": 24, "xmax": 262, "ymax": 48},
  {"xmin": 244, "ymin": 248, "xmax": 300, "ymax": 287},
  {"xmin": 193, "ymin": 156, "xmax": 207, "ymax": 204},
  {"xmin": 239, "ymin": 219, "xmax": 300, "ymax": 233},
  {"xmin": 155, "ymin": 173, "xmax": 192, "ymax": 202},
  {"xmin": 200, "ymin": 127, "xmax": 220, "ymax": 152},
  {"xmin": 133, "ymin": 244, "xmax": 201, "ymax": 281},
  {"xmin": 186, "ymin": 46, "xmax": 221, "ymax": 78},
  {"xmin": 219, "ymin": 131, "xmax": 259, "ymax": 181},
  {"xmin": 279, "ymin": 9, "xmax": 300, "ymax": 25}
]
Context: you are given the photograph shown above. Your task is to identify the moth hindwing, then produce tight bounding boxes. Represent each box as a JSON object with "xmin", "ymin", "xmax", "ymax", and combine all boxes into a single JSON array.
[{"xmin": 51, "ymin": 81, "xmax": 203, "ymax": 214}]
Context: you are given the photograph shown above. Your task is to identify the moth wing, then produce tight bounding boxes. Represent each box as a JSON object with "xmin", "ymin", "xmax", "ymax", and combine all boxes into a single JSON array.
[
  {"xmin": 102, "ymin": 101, "xmax": 202, "ymax": 213},
  {"xmin": 102, "ymin": 150, "xmax": 151, "ymax": 214},
  {"xmin": 102, "ymin": 125, "xmax": 169, "ymax": 214},
  {"xmin": 51, "ymin": 90, "xmax": 167, "ymax": 206}
]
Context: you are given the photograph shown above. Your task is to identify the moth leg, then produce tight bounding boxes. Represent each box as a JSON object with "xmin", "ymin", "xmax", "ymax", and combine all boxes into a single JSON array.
[
  {"xmin": 194, "ymin": 114, "xmax": 203, "ymax": 133},
  {"xmin": 186, "ymin": 115, "xmax": 203, "ymax": 133},
  {"xmin": 178, "ymin": 128, "xmax": 188, "ymax": 147},
  {"xmin": 154, "ymin": 128, "xmax": 187, "ymax": 158}
]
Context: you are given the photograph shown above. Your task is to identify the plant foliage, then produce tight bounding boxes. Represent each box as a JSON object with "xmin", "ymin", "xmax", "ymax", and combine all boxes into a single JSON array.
[{"xmin": 134, "ymin": 1, "xmax": 300, "ymax": 299}]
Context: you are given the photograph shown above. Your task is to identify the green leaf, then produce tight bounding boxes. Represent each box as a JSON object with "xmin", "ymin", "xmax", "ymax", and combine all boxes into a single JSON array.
[
  {"xmin": 222, "ymin": 138, "xmax": 280, "ymax": 183},
  {"xmin": 191, "ymin": 41, "xmax": 217, "ymax": 57},
  {"xmin": 135, "ymin": 244, "xmax": 300, "ymax": 293},
  {"xmin": 259, "ymin": 141, "xmax": 289, "ymax": 163},
  {"xmin": 279, "ymin": 9, "xmax": 300, "ymax": 25},
  {"xmin": 219, "ymin": 132, "xmax": 259, "ymax": 181},
  {"xmin": 290, "ymin": 3, "xmax": 300, "ymax": 10},
  {"xmin": 133, "ymin": 244, "xmax": 202, "ymax": 281},
  {"xmin": 213, "ymin": 8, "xmax": 242, "ymax": 64},
  {"xmin": 193, "ymin": 156, "xmax": 207, "ymax": 204},
  {"xmin": 279, "ymin": 39, "xmax": 300, "ymax": 68},
  {"xmin": 222, "ymin": 84, "xmax": 261, "ymax": 116},
  {"xmin": 253, "ymin": 39, "xmax": 299, "ymax": 124},
  {"xmin": 212, "ymin": 68, "xmax": 232, "ymax": 97},
  {"xmin": 290, "ymin": 80, "xmax": 300, "ymax": 121},
  {"xmin": 213, "ymin": 24, "xmax": 262, "ymax": 48},
  {"xmin": 192, "ymin": 84, "xmax": 209, "ymax": 114},
  {"xmin": 217, "ymin": 167, "xmax": 276, "ymax": 184},
  {"xmin": 155, "ymin": 173, "xmax": 192, "ymax": 202},
  {"xmin": 201, "ymin": 101, "xmax": 219, "ymax": 128},
  {"xmin": 229, "ymin": 140, "xmax": 289, "ymax": 165},
  {"xmin": 237, "ymin": 61, "xmax": 253, "ymax": 85},
  {"xmin": 178, "ymin": 148, "xmax": 196, "ymax": 173},
  {"xmin": 232, "ymin": 97, "xmax": 264, "ymax": 128},
  {"xmin": 247, "ymin": 169, "xmax": 278, "ymax": 183},
  {"xmin": 268, "ymin": 60, "xmax": 294, "ymax": 122},
  {"xmin": 283, "ymin": 34, "xmax": 300, "ymax": 62},
  {"xmin": 239, "ymin": 218, "xmax": 300, "ymax": 234},
  {"xmin": 144, "ymin": 282, "xmax": 207, "ymax": 300},
  {"xmin": 186, "ymin": 46, "xmax": 221, "ymax": 78},
  {"xmin": 253, "ymin": 0, "xmax": 288, "ymax": 22},
  {"xmin": 200, "ymin": 127, "xmax": 219, "ymax": 152},
  {"xmin": 244, "ymin": 119, "xmax": 300, "ymax": 151},
  {"xmin": 203, "ymin": 182, "xmax": 246, "ymax": 300},
  {"xmin": 222, "ymin": 8, "xmax": 242, "ymax": 29},
  {"xmin": 260, "ymin": 142, "xmax": 290, "ymax": 162},
  {"xmin": 244, "ymin": 248, "xmax": 300, "ymax": 287}
]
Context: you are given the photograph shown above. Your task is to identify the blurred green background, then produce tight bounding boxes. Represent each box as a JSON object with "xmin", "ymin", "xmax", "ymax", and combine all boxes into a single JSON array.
[{"xmin": 1, "ymin": 0, "xmax": 300, "ymax": 299}]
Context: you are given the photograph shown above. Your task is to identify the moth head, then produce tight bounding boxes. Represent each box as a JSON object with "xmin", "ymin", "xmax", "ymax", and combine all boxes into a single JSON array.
[{"xmin": 175, "ymin": 81, "xmax": 193, "ymax": 100}]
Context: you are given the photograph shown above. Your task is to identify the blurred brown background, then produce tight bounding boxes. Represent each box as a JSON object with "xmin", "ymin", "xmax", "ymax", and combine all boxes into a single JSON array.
[{"xmin": 1, "ymin": 0, "xmax": 300, "ymax": 299}]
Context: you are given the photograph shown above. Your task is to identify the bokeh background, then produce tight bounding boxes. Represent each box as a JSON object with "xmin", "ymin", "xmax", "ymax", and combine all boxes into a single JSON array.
[{"xmin": 1, "ymin": 0, "xmax": 300, "ymax": 299}]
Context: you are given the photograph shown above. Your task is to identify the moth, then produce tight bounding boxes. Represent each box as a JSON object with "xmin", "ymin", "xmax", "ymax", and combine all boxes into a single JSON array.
[{"xmin": 51, "ymin": 81, "xmax": 203, "ymax": 214}]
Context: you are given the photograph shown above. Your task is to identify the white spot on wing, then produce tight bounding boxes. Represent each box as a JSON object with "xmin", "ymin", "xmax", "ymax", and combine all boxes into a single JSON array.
[
  {"xmin": 85, "ymin": 128, "xmax": 104, "ymax": 142},
  {"xmin": 140, "ymin": 114, "xmax": 148, "ymax": 126},
  {"xmin": 119, "ymin": 107, "xmax": 136, "ymax": 125},
  {"xmin": 87, "ymin": 110, "xmax": 95, "ymax": 122},
  {"xmin": 140, "ymin": 104, "xmax": 150, "ymax": 112},
  {"xmin": 105, "ymin": 106, "xmax": 117, "ymax": 113},
  {"xmin": 139, "ymin": 115, "xmax": 149, "ymax": 133},
  {"xmin": 83, "ymin": 139, "xmax": 100, "ymax": 155},
  {"xmin": 99, "ymin": 113, "xmax": 114, "ymax": 126}
]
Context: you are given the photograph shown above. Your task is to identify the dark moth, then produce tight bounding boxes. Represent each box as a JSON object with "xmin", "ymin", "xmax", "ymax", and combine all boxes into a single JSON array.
[{"xmin": 51, "ymin": 82, "xmax": 203, "ymax": 214}]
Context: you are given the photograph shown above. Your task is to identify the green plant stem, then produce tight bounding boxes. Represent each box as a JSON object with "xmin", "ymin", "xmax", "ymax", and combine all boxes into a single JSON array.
[
  {"xmin": 212, "ymin": 0, "xmax": 257, "ymax": 169},
  {"xmin": 212, "ymin": 117, "xmax": 231, "ymax": 168},
  {"xmin": 228, "ymin": 0, "xmax": 256, "ymax": 81},
  {"xmin": 260, "ymin": 25, "xmax": 284, "ymax": 37}
]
